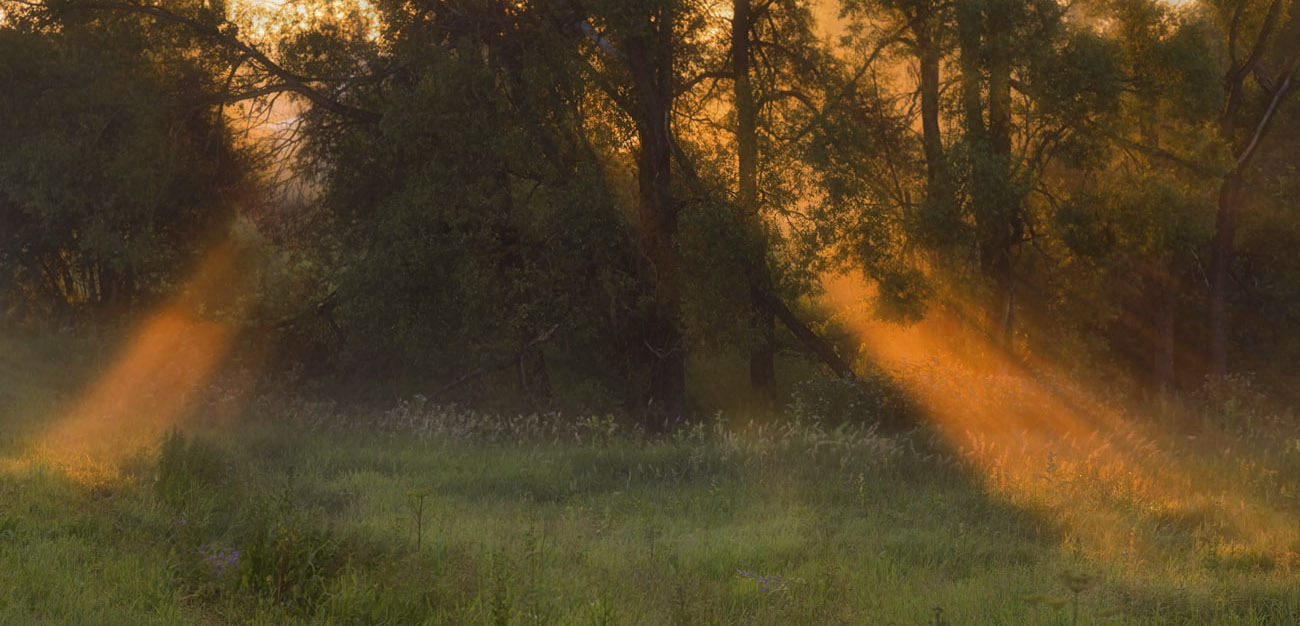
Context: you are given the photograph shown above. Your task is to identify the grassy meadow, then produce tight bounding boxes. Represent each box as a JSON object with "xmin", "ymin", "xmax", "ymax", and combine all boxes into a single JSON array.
[{"xmin": 3, "ymin": 331, "xmax": 1300, "ymax": 625}]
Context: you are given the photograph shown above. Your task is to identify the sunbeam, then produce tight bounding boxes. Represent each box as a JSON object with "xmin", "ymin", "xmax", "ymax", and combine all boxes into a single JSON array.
[
  {"xmin": 822, "ymin": 272, "xmax": 1300, "ymax": 567},
  {"xmin": 24, "ymin": 240, "xmax": 253, "ymax": 481}
]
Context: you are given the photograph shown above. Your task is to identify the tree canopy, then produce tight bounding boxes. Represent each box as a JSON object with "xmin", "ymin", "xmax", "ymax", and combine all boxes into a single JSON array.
[{"xmin": 2, "ymin": 0, "xmax": 1299, "ymax": 427}]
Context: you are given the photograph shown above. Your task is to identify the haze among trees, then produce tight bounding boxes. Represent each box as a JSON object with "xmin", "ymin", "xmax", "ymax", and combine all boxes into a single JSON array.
[
  {"xmin": 2, "ymin": 0, "xmax": 1299, "ymax": 427},
  {"xmin": 8, "ymin": 2, "xmax": 1300, "ymax": 625}
]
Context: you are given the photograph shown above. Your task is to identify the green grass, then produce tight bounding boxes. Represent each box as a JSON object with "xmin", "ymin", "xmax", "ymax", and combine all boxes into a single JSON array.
[{"xmin": 3, "ymin": 332, "xmax": 1300, "ymax": 624}]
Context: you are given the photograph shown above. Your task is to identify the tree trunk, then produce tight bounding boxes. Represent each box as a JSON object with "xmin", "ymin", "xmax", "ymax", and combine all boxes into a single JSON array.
[
  {"xmin": 1207, "ymin": 171, "xmax": 1241, "ymax": 379},
  {"xmin": 519, "ymin": 346, "xmax": 553, "ymax": 409},
  {"xmin": 960, "ymin": 0, "xmax": 1018, "ymax": 351},
  {"xmin": 748, "ymin": 296, "xmax": 777, "ymax": 405},
  {"xmin": 630, "ymin": 4, "xmax": 686, "ymax": 433},
  {"xmin": 1155, "ymin": 262, "xmax": 1179, "ymax": 397},
  {"xmin": 986, "ymin": 3, "xmax": 1017, "ymax": 351},
  {"xmin": 733, "ymin": 0, "xmax": 777, "ymax": 409},
  {"xmin": 1139, "ymin": 255, "xmax": 1181, "ymax": 398},
  {"xmin": 913, "ymin": 12, "xmax": 944, "ymax": 186},
  {"xmin": 1203, "ymin": 0, "xmax": 1296, "ymax": 378},
  {"xmin": 955, "ymin": 2, "xmax": 984, "ymax": 141}
]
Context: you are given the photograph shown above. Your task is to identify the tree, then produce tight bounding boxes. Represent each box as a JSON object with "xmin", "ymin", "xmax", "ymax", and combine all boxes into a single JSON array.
[
  {"xmin": 572, "ymin": 0, "xmax": 691, "ymax": 430},
  {"xmin": 0, "ymin": 8, "xmax": 248, "ymax": 322},
  {"xmin": 1205, "ymin": 0, "xmax": 1299, "ymax": 377}
]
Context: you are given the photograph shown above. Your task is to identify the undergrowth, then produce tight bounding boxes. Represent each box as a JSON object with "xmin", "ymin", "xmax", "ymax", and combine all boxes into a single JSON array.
[{"xmin": 2, "ymin": 346, "xmax": 1300, "ymax": 623}]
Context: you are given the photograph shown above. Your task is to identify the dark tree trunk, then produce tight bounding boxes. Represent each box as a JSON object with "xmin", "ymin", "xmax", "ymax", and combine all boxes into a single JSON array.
[
  {"xmin": 1204, "ymin": 0, "xmax": 1296, "ymax": 377},
  {"xmin": 748, "ymin": 296, "xmax": 777, "ymax": 405},
  {"xmin": 1139, "ymin": 255, "xmax": 1181, "ymax": 398},
  {"xmin": 1207, "ymin": 171, "xmax": 1242, "ymax": 379},
  {"xmin": 955, "ymin": 2, "xmax": 985, "ymax": 141},
  {"xmin": 629, "ymin": 3, "xmax": 686, "ymax": 433},
  {"xmin": 1155, "ymin": 260, "xmax": 1180, "ymax": 397},
  {"xmin": 913, "ymin": 13, "xmax": 943, "ymax": 186},
  {"xmin": 959, "ymin": 0, "xmax": 1019, "ymax": 351},
  {"xmin": 519, "ymin": 346, "xmax": 553, "ymax": 408},
  {"xmin": 986, "ymin": 4, "xmax": 1017, "ymax": 351},
  {"xmin": 733, "ymin": 0, "xmax": 777, "ymax": 409}
]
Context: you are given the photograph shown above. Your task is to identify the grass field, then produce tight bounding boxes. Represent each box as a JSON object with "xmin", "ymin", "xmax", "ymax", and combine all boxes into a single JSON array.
[{"xmin": 3, "ymin": 332, "xmax": 1300, "ymax": 625}]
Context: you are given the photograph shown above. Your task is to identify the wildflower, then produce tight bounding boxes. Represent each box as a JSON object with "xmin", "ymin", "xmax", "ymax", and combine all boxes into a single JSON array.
[
  {"xmin": 201, "ymin": 546, "xmax": 241, "ymax": 575},
  {"xmin": 736, "ymin": 569, "xmax": 790, "ymax": 593}
]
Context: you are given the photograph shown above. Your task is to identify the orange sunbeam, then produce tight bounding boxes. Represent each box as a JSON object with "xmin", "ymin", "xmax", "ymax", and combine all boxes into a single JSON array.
[
  {"xmin": 823, "ymin": 272, "xmax": 1300, "ymax": 564},
  {"xmin": 30, "ymin": 240, "xmax": 251, "ymax": 479}
]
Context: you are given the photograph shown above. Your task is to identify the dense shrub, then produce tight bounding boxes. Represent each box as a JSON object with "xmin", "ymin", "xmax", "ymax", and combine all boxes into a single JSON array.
[{"xmin": 786, "ymin": 369, "xmax": 917, "ymax": 431}]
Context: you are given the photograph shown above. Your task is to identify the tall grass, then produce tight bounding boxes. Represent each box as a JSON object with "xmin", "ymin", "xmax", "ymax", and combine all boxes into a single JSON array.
[{"xmin": 3, "ymin": 331, "xmax": 1300, "ymax": 624}]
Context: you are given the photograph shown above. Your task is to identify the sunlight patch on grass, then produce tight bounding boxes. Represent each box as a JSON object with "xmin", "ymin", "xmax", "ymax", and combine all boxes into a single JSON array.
[
  {"xmin": 821, "ymin": 272, "xmax": 1300, "ymax": 566},
  {"xmin": 28, "ymin": 240, "xmax": 255, "ymax": 482}
]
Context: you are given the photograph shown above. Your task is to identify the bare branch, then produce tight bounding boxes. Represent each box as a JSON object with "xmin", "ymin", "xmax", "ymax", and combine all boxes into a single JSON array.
[
  {"xmin": 677, "ymin": 69, "xmax": 734, "ymax": 95},
  {"xmin": 1111, "ymin": 136, "xmax": 1221, "ymax": 177},
  {"xmin": 1233, "ymin": 71, "xmax": 1294, "ymax": 172},
  {"xmin": 756, "ymin": 88, "xmax": 818, "ymax": 113}
]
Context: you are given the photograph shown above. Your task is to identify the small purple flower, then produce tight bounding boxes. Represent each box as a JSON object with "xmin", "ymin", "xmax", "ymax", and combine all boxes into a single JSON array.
[
  {"xmin": 737, "ymin": 569, "xmax": 789, "ymax": 594},
  {"xmin": 201, "ymin": 546, "xmax": 241, "ymax": 575}
]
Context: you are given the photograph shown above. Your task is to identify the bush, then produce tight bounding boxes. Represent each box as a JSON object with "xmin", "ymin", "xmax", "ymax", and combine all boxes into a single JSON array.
[
  {"xmin": 786, "ymin": 369, "xmax": 916, "ymax": 431},
  {"xmin": 1195, "ymin": 372, "xmax": 1289, "ymax": 434},
  {"xmin": 237, "ymin": 506, "xmax": 343, "ymax": 611}
]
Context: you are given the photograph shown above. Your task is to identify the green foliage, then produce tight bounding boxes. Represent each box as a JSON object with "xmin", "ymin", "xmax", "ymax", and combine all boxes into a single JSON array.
[
  {"xmin": 678, "ymin": 196, "xmax": 764, "ymax": 351},
  {"xmin": 786, "ymin": 368, "xmax": 917, "ymax": 430},
  {"xmin": 1024, "ymin": 27, "xmax": 1125, "ymax": 168},
  {"xmin": 236, "ymin": 505, "xmax": 343, "ymax": 611},
  {"xmin": 156, "ymin": 430, "xmax": 348, "ymax": 617},
  {"xmin": 0, "ymin": 20, "xmax": 247, "ymax": 322},
  {"xmin": 1195, "ymin": 372, "xmax": 1288, "ymax": 433},
  {"xmin": 290, "ymin": 13, "xmax": 646, "ymax": 412}
]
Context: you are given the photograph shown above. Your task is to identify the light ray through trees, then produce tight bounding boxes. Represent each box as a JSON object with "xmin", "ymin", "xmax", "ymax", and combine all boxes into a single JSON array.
[
  {"xmin": 19, "ymin": 240, "xmax": 256, "ymax": 482},
  {"xmin": 822, "ymin": 272, "xmax": 1300, "ymax": 565}
]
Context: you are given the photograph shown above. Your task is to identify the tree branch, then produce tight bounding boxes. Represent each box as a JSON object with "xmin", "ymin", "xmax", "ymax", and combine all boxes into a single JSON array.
[
  {"xmin": 578, "ymin": 17, "xmax": 627, "ymax": 62},
  {"xmin": 677, "ymin": 69, "xmax": 734, "ymax": 95},
  {"xmin": 756, "ymin": 88, "xmax": 819, "ymax": 114},
  {"xmin": 1236, "ymin": 0, "xmax": 1284, "ymax": 82},
  {"xmin": 783, "ymin": 2, "xmax": 949, "ymax": 146},
  {"xmin": 1111, "ymin": 136, "xmax": 1222, "ymax": 177},
  {"xmin": 71, "ymin": 1, "xmax": 381, "ymax": 123},
  {"xmin": 755, "ymin": 289, "xmax": 857, "ymax": 380},
  {"xmin": 1233, "ymin": 71, "xmax": 1293, "ymax": 173}
]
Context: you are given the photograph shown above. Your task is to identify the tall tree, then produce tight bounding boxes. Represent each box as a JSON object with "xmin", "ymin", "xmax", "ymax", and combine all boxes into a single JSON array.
[
  {"xmin": 576, "ymin": 0, "xmax": 689, "ymax": 431},
  {"xmin": 0, "ymin": 8, "xmax": 248, "ymax": 322},
  {"xmin": 732, "ymin": 0, "xmax": 779, "ymax": 408},
  {"xmin": 1205, "ymin": 0, "xmax": 1299, "ymax": 376}
]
